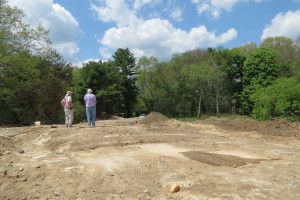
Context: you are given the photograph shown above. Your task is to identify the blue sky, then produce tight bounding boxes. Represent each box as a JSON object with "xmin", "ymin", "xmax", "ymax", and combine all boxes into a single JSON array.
[{"xmin": 7, "ymin": 0, "xmax": 300, "ymax": 65}]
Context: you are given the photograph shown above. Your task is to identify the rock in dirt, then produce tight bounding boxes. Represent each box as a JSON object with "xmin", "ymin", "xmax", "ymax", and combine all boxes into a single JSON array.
[
  {"xmin": 144, "ymin": 189, "xmax": 150, "ymax": 193},
  {"xmin": 53, "ymin": 192, "xmax": 61, "ymax": 196},
  {"xmin": 170, "ymin": 183, "xmax": 180, "ymax": 193},
  {"xmin": 0, "ymin": 166, "xmax": 7, "ymax": 175}
]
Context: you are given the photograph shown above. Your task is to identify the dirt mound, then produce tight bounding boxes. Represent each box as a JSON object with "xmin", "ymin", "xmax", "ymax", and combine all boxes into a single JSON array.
[
  {"xmin": 139, "ymin": 112, "xmax": 169, "ymax": 124},
  {"xmin": 0, "ymin": 136, "xmax": 15, "ymax": 154},
  {"xmin": 1, "ymin": 116, "xmax": 300, "ymax": 199},
  {"xmin": 195, "ymin": 117, "xmax": 299, "ymax": 137}
]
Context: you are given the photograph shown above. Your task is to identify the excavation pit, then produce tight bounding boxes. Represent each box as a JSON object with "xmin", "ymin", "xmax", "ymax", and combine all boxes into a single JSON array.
[{"xmin": 181, "ymin": 151, "xmax": 265, "ymax": 167}]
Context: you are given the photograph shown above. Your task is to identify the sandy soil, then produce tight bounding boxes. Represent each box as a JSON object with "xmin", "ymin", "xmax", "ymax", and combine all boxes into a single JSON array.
[{"xmin": 0, "ymin": 112, "xmax": 300, "ymax": 200}]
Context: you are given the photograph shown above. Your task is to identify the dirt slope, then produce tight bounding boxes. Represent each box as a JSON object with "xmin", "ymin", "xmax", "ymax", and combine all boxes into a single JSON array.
[{"xmin": 0, "ymin": 113, "xmax": 300, "ymax": 200}]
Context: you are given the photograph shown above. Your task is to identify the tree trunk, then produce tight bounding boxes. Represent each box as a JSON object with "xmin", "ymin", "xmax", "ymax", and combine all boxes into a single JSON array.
[
  {"xmin": 197, "ymin": 93, "xmax": 202, "ymax": 118},
  {"xmin": 216, "ymin": 89, "xmax": 219, "ymax": 116}
]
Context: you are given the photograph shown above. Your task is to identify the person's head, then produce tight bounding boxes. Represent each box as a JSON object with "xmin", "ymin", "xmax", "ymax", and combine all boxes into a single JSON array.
[
  {"xmin": 67, "ymin": 91, "xmax": 73, "ymax": 96},
  {"xmin": 87, "ymin": 89, "xmax": 93, "ymax": 94}
]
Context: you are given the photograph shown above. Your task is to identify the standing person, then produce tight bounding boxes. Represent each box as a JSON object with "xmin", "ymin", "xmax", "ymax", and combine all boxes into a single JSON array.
[
  {"xmin": 84, "ymin": 89, "xmax": 96, "ymax": 128},
  {"xmin": 61, "ymin": 91, "xmax": 73, "ymax": 127}
]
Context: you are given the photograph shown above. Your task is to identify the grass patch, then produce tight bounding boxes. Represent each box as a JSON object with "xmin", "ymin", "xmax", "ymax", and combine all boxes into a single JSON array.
[{"xmin": 174, "ymin": 117, "xmax": 199, "ymax": 122}]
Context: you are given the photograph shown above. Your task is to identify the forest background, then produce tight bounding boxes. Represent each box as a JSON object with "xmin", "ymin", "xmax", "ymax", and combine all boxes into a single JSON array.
[{"xmin": 1, "ymin": 0, "xmax": 300, "ymax": 125}]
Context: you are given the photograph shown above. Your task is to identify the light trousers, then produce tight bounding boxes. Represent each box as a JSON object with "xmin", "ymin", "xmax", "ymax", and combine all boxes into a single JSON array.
[{"xmin": 64, "ymin": 109, "xmax": 73, "ymax": 127}]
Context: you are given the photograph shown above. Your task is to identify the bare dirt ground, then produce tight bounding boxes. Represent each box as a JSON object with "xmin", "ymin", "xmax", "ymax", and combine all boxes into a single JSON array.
[{"xmin": 1, "ymin": 112, "xmax": 300, "ymax": 200}]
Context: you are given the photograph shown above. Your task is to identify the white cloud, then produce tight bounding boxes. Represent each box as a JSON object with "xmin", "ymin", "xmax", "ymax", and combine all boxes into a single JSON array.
[
  {"xmin": 7, "ymin": 0, "xmax": 80, "ymax": 62},
  {"xmin": 133, "ymin": 0, "xmax": 162, "ymax": 10},
  {"xmin": 261, "ymin": 10, "xmax": 300, "ymax": 41},
  {"xmin": 99, "ymin": 47, "xmax": 114, "ymax": 60},
  {"xmin": 91, "ymin": 0, "xmax": 141, "ymax": 27},
  {"xmin": 191, "ymin": 0, "xmax": 267, "ymax": 18},
  {"xmin": 167, "ymin": 0, "xmax": 184, "ymax": 22},
  {"xmin": 92, "ymin": 0, "xmax": 237, "ymax": 60},
  {"xmin": 169, "ymin": 7, "xmax": 184, "ymax": 22}
]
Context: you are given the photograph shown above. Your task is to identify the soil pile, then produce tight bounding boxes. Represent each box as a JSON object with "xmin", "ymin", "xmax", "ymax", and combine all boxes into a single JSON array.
[
  {"xmin": 0, "ymin": 136, "xmax": 15, "ymax": 155},
  {"xmin": 139, "ymin": 112, "xmax": 169, "ymax": 124},
  {"xmin": 194, "ymin": 117, "xmax": 299, "ymax": 137}
]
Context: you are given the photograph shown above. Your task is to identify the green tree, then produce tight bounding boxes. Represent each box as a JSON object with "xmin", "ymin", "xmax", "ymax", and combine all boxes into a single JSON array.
[
  {"xmin": 180, "ymin": 50, "xmax": 211, "ymax": 118},
  {"xmin": 252, "ymin": 77, "xmax": 300, "ymax": 121},
  {"xmin": 0, "ymin": 51, "xmax": 72, "ymax": 124},
  {"xmin": 233, "ymin": 42, "xmax": 257, "ymax": 57},
  {"xmin": 113, "ymin": 48, "xmax": 137, "ymax": 117},
  {"xmin": 0, "ymin": 0, "xmax": 50, "ymax": 67},
  {"xmin": 240, "ymin": 47, "xmax": 279, "ymax": 114},
  {"xmin": 243, "ymin": 48, "xmax": 279, "ymax": 87},
  {"xmin": 35, "ymin": 51, "xmax": 73, "ymax": 124},
  {"xmin": 0, "ymin": 1, "xmax": 72, "ymax": 124},
  {"xmin": 136, "ymin": 60, "xmax": 177, "ymax": 116},
  {"xmin": 183, "ymin": 61, "xmax": 209, "ymax": 118},
  {"xmin": 136, "ymin": 56, "xmax": 159, "ymax": 113},
  {"xmin": 211, "ymin": 48, "xmax": 246, "ymax": 114},
  {"xmin": 77, "ymin": 61, "xmax": 124, "ymax": 118},
  {"xmin": 261, "ymin": 36, "xmax": 298, "ymax": 77}
]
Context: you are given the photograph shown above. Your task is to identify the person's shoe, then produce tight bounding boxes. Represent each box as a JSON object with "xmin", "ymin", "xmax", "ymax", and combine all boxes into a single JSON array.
[
  {"xmin": 68, "ymin": 124, "xmax": 73, "ymax": 128},
  {"xmin": 92, "ymin": 126, "xmax": 95, "ymax": 128}
]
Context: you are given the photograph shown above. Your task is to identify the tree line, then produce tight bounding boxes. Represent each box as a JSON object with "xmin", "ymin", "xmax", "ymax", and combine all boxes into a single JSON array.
[
  {"xmin": 0, "ymin": 0, "xmax": 299, "ymax": 125},
  {"xmin": 136, "ymin": 43, "xmax": 300, "ymax": 121}
]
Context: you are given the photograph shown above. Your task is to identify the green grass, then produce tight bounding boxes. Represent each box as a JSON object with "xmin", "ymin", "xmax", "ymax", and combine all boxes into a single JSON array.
[{"xmin": 174, "ymin": 117, "xmax": 199, "ymax": 122}]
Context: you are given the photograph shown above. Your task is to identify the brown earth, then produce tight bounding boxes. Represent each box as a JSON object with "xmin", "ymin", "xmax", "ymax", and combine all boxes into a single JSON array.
[{"xmin": 0, "ymin": 112, "xmax": 300, "ymax": 200}]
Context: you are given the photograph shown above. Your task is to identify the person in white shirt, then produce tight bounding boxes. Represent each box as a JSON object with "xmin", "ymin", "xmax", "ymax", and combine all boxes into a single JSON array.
[{"xmin": 61, "ymin": 91, "xmax": 73, "ymax": 127}]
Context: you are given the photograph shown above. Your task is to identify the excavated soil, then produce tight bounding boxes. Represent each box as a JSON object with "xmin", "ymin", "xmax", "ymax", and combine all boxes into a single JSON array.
[{"xmin": 0, "ymin": 112, "xmax": 300, "ymax": 200}]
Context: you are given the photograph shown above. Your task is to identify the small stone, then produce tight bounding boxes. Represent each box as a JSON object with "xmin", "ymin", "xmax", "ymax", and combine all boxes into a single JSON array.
[
  {"xmin": 19, "ymin": 167, "xmax": 24, "ymax": 172},
  {"xmin": 53, "ymin": 192, "xmax": 61, "ymax": 196},
  {"xmin": 144, "ymin": 189, "xmax": 150, "ymax": 193},
  {"xmin": 21, "ymin": 178, "xmax": 27, "ymax": 182},
  {"xmin": 170, "ymin": 184, "xmax": 180, "ymax": 193},
  {"xmin": 19, "ymin": 150, "xmax": 25, "ymax": 154},
  {"xmin": 0, "ymin": 167, "xmax": 7, "ymax": 175}
]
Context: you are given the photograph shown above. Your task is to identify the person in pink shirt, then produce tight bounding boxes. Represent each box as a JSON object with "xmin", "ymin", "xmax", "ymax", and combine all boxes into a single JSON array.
[{"xmin": 84, "ymin": 89, "xmax": 96, "ymax": 128}]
